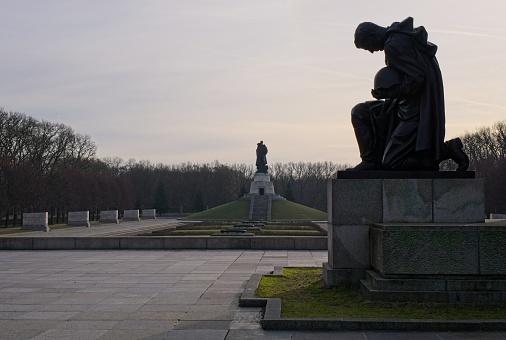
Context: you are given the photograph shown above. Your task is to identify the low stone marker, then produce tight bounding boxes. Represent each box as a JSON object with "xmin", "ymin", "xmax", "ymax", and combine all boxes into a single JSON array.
[
  {"xmin": 490, "ymin": 213, "xmax": 506, "ymax": 219},
  {"xmin": 100, "ymin": 210, "xmax": 119, "ymax": 224},
  {"xmin": 67, "ymin": 211, "xmax": 91, "ymax": 227},
  {"xmin": 22, "ymin": 212, "xmax": 49, "ymax": 232},
  {"xmin": 141, "ymin": 209, "xmax": 156, "ymax": 219},
  {"xmin": 123, "ymin": 209, "xmax": 140, "ymax": 221}
]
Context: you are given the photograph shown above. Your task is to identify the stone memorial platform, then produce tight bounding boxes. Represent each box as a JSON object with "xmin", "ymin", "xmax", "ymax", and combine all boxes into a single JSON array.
[{"xmin": 324, "ymin": 170, "xmax": 505, "ymax": 303}]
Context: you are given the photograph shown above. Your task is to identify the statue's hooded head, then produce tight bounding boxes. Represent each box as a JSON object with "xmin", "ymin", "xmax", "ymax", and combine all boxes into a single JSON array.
[{"xmin": 354, "ymin": 22, "xmax": 386, "ymax": 53}]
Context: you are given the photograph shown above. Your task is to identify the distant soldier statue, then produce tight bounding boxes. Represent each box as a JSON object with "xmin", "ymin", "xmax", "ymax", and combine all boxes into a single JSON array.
[
  {"xmin": 348, "ymin": 17, "xmax": 469, "ymax": 171},
  {"xmin": 256, "ymin": 141, "xmax": 268, "ymax": 173}
]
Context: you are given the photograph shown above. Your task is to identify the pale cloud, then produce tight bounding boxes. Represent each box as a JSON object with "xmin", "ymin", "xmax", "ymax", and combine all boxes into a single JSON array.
[{"xmin": 1, "ymin": 0, "xmax": 506, "ymax": 166}]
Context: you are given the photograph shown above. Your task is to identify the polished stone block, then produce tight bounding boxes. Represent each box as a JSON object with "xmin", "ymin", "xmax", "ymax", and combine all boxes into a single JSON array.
[
  {"xmin": 382, "ymin": 179, "xmax": 432, "ymax": 223},
  {"xmin": 433, "ymin": 178, "xmax": 485, "ymax": 223},
  {"xmin": 371, "ymin": 224, "xmax": 484, "ymax": 276},
  {"xmin": 328, "ymin": 224, "xmax": 369, "ymax": 268},
  {"xmin": 327, "ymin": 178, "xmax": 382, "ymax": 225}
]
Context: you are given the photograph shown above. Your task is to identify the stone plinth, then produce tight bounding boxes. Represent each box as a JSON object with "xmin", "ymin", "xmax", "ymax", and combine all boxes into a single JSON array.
[
  {"xmin": 362, "ymin": 221, "xmax": 506, "ymax": 302},
  {"xmin": 100, "ymin": 210, "xmax": 119, "ymax": 224},
  {"xmin": 22, "ymin": 212, "xmax": 49, "ymax": 232},
  {"xmin": 370, "ymin": 221, "xmax": 506, "ymax": 277},
  {"xmin": 324, "ymin": 171, "xmax": 484, "ymax": 288},
  {"xmin": 371, "ymin": 223, "xmax": 481, "ymax": 276},
  {"xmin": 249, "ymin": 173, "xmax": 276, "ymax": 196},
  {"xmin": 327, "ymin": 172, "xmax": 484, "ymax": 225},
  {"xmin": 67, "ymin": 211, "xmax": 90, "ymax": 227},
  {"xmin": 123, "ymin": 210, "xmax": 140, "ymax": 221},
  {"xmin": 141, "ymin": 209, "xmax": 156, "ymax": 219}
]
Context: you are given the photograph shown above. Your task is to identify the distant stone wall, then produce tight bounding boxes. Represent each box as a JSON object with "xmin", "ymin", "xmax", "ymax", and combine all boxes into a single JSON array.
[
  {"xmin": 67, "ymin": 211, "xmax": 90, "ymax": 227},
  {"xmin": 141, "ymin": 209, "xmax": 156, "ymax": 219},
  {"xmin": 124, "ymin": 210, "xmax": 140, "ymax": 221},
  {"xmin": 100, "ymin": 210, "xmax": 119, "ymax": 224},
  {"xmin": 22, "ymin": 212, "xmax": 49, "ymax": 232}
]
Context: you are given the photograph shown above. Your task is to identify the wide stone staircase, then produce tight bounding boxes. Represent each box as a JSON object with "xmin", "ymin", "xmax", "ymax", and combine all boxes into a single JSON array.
[{"xmin": 249, "ymin": 195, "xmax": 270, "ymax": 221}]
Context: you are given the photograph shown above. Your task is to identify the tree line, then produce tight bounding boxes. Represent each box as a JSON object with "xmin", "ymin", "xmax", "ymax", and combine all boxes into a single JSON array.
[{"xmin": 1, "ymin": 107, "xmax": 505, "ymax": 226}]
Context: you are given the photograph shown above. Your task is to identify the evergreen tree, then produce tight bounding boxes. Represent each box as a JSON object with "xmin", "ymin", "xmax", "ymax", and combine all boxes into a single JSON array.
[
  {"xmin": 284, "ymin": 181, "xmax": 295, "ymax": 201},
  {"xmin": 193, "ymin": 191, "xmax": 205, "ymax": 212},
  {"xmin": 154, "ymin": 181, "xmax": 169, "ymax": 214},
  {"xmin": 238, "ymin": 184, "xmax": 248, "ymax": 198}
]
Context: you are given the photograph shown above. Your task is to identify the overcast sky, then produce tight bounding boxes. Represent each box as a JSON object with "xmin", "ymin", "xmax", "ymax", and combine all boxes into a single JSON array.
[{"xmin": 1, "ymin": 0, "xmax": 506, "ymax": 166}]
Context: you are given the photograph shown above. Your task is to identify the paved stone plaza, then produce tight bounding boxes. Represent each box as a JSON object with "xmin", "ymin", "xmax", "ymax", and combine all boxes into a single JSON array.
[
  {"xmin": 0, "ymin": 249, "xmax": 505, "ymax": 339},
  {"xmin": 0, "ymin": 219, "xmax": 504, "ymax": 339}
]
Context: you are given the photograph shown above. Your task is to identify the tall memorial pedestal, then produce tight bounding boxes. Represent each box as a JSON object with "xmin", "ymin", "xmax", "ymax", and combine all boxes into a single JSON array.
[
  {"xmin": 246, "ymin": 173, "xmax": 284, "ymax": 221},
  {"xmin": 324, "ymin": 171, "xmax": 506, "ymax": 303}
]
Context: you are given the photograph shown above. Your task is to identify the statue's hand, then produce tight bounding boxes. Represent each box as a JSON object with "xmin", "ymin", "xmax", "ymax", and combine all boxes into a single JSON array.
[
  {"xmin": 371, "ymin": 89, "xmax": 388, "ymax": 99},
  {"xmin": 371, "ymin": 85, "xmax": 400, "ymax": 99}
]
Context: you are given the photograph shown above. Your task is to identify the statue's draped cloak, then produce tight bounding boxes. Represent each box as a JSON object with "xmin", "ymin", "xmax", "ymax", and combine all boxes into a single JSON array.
[{"xmin": 384, "ymin": 17, "xmax": 445, "ymax": 163}]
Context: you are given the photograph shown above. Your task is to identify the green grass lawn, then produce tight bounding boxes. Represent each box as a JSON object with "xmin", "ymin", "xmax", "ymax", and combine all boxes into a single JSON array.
[
  {"xmin": 0, "ymin": 224, "xmax": 74, "ymax": 235},
  {"xmin": 256, "ymin": 267, "xmax": 506, "ymax": 320},
  {"xmin": 183, "ymin": 200, "xmax": 250, "ymax": 220},
  {"xmin": 183, "ymin": 198, "xmax": 327, "ymax": 221},
  {"xmin": 271, "ymin": 200, "xmax": 327, "ymax": 220}
]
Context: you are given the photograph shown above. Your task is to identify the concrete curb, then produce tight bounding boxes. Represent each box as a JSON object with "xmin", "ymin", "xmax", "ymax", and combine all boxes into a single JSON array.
[
  {"xmin": 0, "ymin": 236, "xmax": 327, "ymax": 250},
  {"xmin": 239, "ymin": 266, "xmax": 506, "ymax": 331}
]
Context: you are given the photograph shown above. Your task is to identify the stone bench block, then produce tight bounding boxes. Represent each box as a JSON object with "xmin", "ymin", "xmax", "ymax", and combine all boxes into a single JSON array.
[
  {"xmin": 67, "ymin": 211, "xmax": 90, "ymax": 227},
  {"xmin": 100, "ymin": 210, "xmax": 119, "ymax": 224},
  {"xmin": 22, "ymin": 212, "xmax": 49, "ymax": 232},
  {"xmin": 141, "ymin": 209, "xmax": 156, "ymax": 219},
  {"xmin": 123, "ymin": 209, "xmax": 140, "ymax": 222}
]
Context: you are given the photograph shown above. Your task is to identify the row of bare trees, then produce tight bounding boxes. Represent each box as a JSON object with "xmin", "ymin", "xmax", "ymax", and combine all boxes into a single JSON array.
[
  {"xmin": 461, "ymin": 121, "xmax": 506, "ymax": 214},
  {"xmin": 1, "ymin": 107, "xmax": 505, "ymax": 226}
]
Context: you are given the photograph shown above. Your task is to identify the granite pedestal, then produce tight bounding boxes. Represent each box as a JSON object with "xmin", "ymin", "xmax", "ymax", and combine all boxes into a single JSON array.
[
  {"xmin": 324, "ymin": 171, "xmax": 488, "ymax": 291},
  {"xmin": 326, "ymin": 171, "xmax": 506, "ymax": 302}
]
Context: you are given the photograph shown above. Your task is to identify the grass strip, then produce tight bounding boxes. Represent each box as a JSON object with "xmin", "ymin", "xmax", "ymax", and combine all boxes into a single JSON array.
[{"xmin": 256, "ymin": 267, "xmax": 506, "ymax": 320}]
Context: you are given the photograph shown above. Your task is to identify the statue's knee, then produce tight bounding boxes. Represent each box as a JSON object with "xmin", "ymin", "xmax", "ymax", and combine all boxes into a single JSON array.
[
  {"xmin": 351, "ymin": 103, "xmax": 369, "ymax": 117},
  {"xmin": 351, "ymin": 102, "xmax": 371, "ymax": 125}
]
